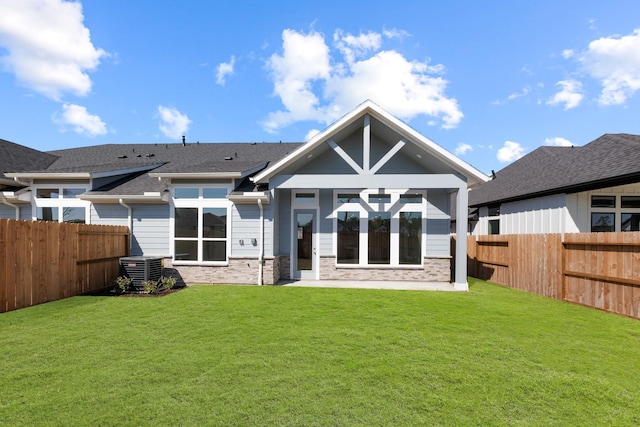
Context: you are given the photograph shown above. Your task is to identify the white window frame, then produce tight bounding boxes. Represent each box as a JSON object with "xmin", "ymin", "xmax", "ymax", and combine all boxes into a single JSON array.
[
  {"xmin": 332, "ymin": 189, "xmax": 427, "ymax": 268},
  {"xmin": 170, "ymin": 184, "xmax": 233, "ymax": 265},
  {"xmin": 32, "ymin": 184, "xmax": 91, "ymax": 223},
  {"xmin": 487, "ymin": 204, "xmax": 500, "ymax": 235},
  {"xmin": 589, "ymin": 193, "xmax": 640, "ymax": 232}
]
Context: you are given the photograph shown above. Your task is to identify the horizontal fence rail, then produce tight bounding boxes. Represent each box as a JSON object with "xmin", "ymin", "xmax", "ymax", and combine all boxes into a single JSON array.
[
  {"xmin": 0, "ymin": 219, "xmax": 129, "ymax": 313},
  {"xmin": 465, "ymin": 232, "xmax": 640, "ymax": 319}
]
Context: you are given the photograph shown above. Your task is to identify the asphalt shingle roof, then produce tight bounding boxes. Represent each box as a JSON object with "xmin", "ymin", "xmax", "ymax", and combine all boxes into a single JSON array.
[
  {"xmin": 3, "ymin": 141, "xmax": 303, "ymax": 196},
  {"xmin": 45, "ymin": 142, "xmax": 302, "ymax": 174},
  {"xmin": 0, "ymin": 138, "xmax": 58, "ymax": 177},
  {"xmin": 469, "ymin": 134, "xmax": 640, "ymax": 207}
]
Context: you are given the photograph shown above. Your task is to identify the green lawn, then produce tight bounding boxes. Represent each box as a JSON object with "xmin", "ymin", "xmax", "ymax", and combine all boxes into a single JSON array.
[{"xmin": 1, "ymin": 279, "xmax": 639, "ymax": 426}]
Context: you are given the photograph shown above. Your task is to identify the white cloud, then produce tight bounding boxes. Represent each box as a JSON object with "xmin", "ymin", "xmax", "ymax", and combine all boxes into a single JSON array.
[
  {"xmin": 497, "ymin": 141, "xmax": 525, "ymax": 163},
  {"xmin": 0, "ymin": 0, "xmax": 107, "ymax": 100},
  {"xmin": 262, "ymin": 28, "xmax": 462, "ymax": 133},
  {"xmin": 158, "ymin": 105, "xmax": 191, "ymax": 140},
  {"xmin": 55, "ymin": 103, "xmax": 107, "ymax": 137},
  {"xmin": 334, "ymin": 30, "xmax": 382, "ymax": 64},
  {"xmin": 454, "ymin": 143, "xmax": 473, "ymax": 156},
  {"xmin": 382, "ymin": 27, "xmax": 410, "ymax": 40},
  {"xmin": 579, "ymin": 28, "xmax": 640, "ymax": 105},
  {"xmin": 547, "ymin": 79, "xmax": 584, "ymax": 110},
  {"xmin": 544, "ymin": 137, "xmax": 573, "ymax": 147},
  {"xmin": 216, "ymin": 55, "xmax": 235, "ymax": 85},
  {"xmin": 263, "ymin": 29, "xmax": 332, "ymax": 131},
  {"xmin": 304, "ymin": 129, "xmax": 321, "ymax": 141}
]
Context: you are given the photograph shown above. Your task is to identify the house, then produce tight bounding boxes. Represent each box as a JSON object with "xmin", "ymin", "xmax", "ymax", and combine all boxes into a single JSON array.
[
  {"xmin": 1, "ymin": 101, "xmax": 488, "ymax": 290},
  {"xmin": 469, "ymin": 133, "xmax": 640, "ymax": 235}
]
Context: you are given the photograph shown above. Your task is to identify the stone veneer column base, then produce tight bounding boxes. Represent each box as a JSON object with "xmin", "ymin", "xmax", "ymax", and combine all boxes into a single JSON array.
[{"xmin": 318, "ymin": 256, "xmax": 451, "ymax": 282}]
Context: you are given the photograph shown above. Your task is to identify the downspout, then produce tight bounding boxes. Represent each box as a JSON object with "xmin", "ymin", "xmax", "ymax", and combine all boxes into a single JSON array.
[
  {"xmin": 0, "ymin": 195, "xmax": 20, "ymax": 220},
  {"xmin": 257, "ymin": 198, "xmax": 264, "ymax": 286},
  {"xmin": 119, "ymin": 199, "xmax": 133, "ymax": 254}
]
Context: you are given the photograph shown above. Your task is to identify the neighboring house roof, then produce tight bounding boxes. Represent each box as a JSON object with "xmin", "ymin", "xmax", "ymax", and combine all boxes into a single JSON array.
[
  {"xmin": 0, "ymin": 138, "xmax": 58, "ymax": 187},
  {"xmin": 469, "ymin": 133, "xmax": 640, "ymax": 207},
  {"xmin": 253, "ymin": 100, "xmax": 489, "ymax": 187},
  {"xmin": 4, "ymin": 142, "xmax": 303, "ymax": 200}
]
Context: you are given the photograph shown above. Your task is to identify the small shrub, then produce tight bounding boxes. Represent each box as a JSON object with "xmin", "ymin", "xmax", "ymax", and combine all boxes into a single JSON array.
[
  {"xmin": 160, "ymin": 276, "xmax": 177, "ymax": 291},
  {"xmin": 142, "ymin": 280, "xmax": 159, "ymax": 294},
  {"xmin": 114, "ymin": 276, "xmax": 133, "ymax": 294}
]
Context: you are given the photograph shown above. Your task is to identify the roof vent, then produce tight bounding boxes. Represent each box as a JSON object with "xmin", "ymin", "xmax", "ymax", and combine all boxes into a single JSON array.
[
  {"xmin": 225, "ymin": 156, "xmax": 233, "ymax": 160},
  {"xmin": 146, "ymin": 153, "xmax": 155, "ymax": 158},
  {"xmin": 182, "ymin": 135, "xmax": 186, "ymax": 146},
  {"xmin": 118, "ymin": 155, "xmax": 127, "ymax": 159}
]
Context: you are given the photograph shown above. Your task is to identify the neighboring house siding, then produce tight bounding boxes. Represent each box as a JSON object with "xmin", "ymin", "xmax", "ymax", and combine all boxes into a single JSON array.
[
  {"xmin": 500, "ymin": 193, "xmax": 575, "ymax": 234},
  {"xmin": 476, "ymin": 183, "xmax": 640, "ymax": 235},
  {"xmin": 426, "ymin": 191, "xmax": 451, "ymax": 257}
]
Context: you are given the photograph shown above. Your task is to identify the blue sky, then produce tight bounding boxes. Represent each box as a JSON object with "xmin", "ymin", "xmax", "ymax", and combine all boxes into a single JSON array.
[{"xmin": 1, "ymin": 1, "xmax": 640, "ymax": 175}]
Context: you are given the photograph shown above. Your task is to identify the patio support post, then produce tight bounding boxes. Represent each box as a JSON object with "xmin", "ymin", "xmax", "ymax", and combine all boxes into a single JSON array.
[{"xmin": 454, "ymin": 185, "xmax": 469, "ymax": 291}]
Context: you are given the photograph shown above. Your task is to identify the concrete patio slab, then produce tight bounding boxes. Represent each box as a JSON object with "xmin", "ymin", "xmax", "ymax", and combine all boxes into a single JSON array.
[{"xmin": 276, "ymin": 280, "xmax": 460, "ymax": 291}]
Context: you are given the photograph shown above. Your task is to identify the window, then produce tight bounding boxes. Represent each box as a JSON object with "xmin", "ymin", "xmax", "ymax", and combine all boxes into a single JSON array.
[
  {"xmin": 591, "ymin": 195, "xmax": 616, "ymax": 208},
  {"xmin": 399, "ymin": 212, "xmax": 422, "ymax": 264},
  {"xmin": 369, "ymin": 194, "xmax": 391, "ymax": 203},
  {"xmin": 487, "ymin": 204, "xmax": 500, "ymax": 235},
  {"xmin": 621, "ymin": 213, "xmax": 640, "ymax": 231},
  {"xmin": 337, "ymin": 193, "xmax": 360, "ymax": 204},
  {"xmin": 368, "ymin": 212, "xmax": 390, "ymax": 264},
  {"xmin": 172, "ymin": 186, "xmax": 230, "ymax": 263},
  {"xmin": 295, "ymin": 193, "xmax": 316, "ymax": 203},
  {"xmin": 37, "ymin": 188, "xmax": 59, "ymax": 199},
  {"xmin": 400, "ymin": 194, "xmax": 422, "ymax": 204},
  {"xmin": 334, "ymin": 190, "xmax": 425, "ymax": 267},
  {"xmin": 337, "ymin": 211, "xmax": 359, "ymax": 264},
  {"xmin": 34, "ymin": 186, "xmax": 88, "ymax": 223},
  {"xmin": 591, "ymin": 213, "xmax": 614, "ymax": 232},
  {"xmin": 590, "ymin": 194, "xmax": 640, "ymax": 232}
]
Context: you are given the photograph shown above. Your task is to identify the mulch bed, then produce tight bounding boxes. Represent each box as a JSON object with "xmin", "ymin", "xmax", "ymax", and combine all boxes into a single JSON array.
[{"xmin": 87, "ymin": 286, "xmax": 186, "ymax": 297}]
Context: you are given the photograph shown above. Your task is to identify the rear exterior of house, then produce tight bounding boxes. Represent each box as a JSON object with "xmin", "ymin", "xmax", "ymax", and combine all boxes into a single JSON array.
[
  {"xmin": 469, "ymin": 134, "xmax": 640, "ymax": 236},
  {"xmin": 1, "ymin": 101, "xmax": 487, "ymax": 290}
]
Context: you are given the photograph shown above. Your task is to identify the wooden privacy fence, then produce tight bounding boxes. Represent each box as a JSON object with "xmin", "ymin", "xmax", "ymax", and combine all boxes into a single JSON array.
[
  {"xmin": 0, "ymin": 219, "xmax": 129, "ymax": 313},
  {"xmin": 466, "ymin": 232, "xmax": 640, "ymax": 319}
]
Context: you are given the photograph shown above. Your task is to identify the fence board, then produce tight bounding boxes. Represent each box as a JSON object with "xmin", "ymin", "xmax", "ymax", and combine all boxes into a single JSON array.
[
  {"xmin": 467, "ymin": 232, "xmax": 640, "ymax": 320},
  {"xmin": 0, "ymin": 219, "xmax": 129, "ymax": 313}
]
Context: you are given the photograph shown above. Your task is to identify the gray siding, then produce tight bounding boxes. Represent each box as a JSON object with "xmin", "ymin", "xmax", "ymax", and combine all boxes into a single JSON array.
[
  {"xmin": 0, "ymin": 204, "xmax": 19, "ymax": 219},
  {"xmin": 91, "ymin": 204, "xmax": 128, "ymax": 226},
  {"xmin": 231, "ymin": 203, "xmax": 275, "ymax": 258},
  {"xmin": 91, "ymin": 203, "xmax": 168, "ymax": 256},
  {"xmin": 131, "ymin": 204, "xmax": 169, "ymax": 256},
  {"xmin": 426, "ymin": 191, "xmax": 451, "ymax": 257},
  {"xmin": 277, "ymin": 190, "xmax": 291, "ymax": 256}
]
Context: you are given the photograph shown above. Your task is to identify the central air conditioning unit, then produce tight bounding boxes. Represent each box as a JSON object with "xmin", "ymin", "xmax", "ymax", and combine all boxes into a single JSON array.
[{"xmin": 119, "ymin": 256, "xmax": 163, "ymax": 291}]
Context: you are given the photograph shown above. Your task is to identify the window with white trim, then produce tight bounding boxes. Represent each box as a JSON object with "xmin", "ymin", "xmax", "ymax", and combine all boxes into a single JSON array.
[
  {"xmin": 591, "ymin": 195, "xmax": 640, "ymax": 232},
  {"xmin": 334, "ymin": 190, "xmax": 425, "ymax": 266},
  {"xmin": 172, "ymin": 186, "xmax": 231, "ymax": 263},
  {"xmin": 34, "ymin": 186, "xmax": 89, "ymax": 223},
  {"xmin": 487, "ymin": 204, "xmax": 500, "ymax": 235}
]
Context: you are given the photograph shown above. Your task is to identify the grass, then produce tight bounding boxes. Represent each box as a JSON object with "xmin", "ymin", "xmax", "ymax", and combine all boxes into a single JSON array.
[{"xmin": 1, "ymin": 278, "xmax": 639, "ymax": 426}]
